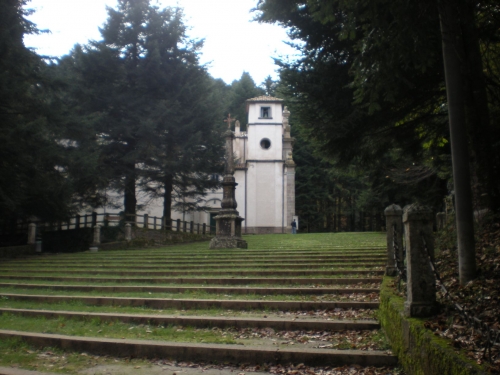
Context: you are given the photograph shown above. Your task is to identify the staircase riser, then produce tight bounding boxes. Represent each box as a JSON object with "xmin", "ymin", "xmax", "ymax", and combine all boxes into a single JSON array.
[{"xmin": 0, "ymin": 330, "xmax": 397, "ymax": 367}]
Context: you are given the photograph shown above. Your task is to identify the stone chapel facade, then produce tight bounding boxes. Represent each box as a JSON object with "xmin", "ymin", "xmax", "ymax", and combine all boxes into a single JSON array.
[
  {"xmin": 170, "ymin": 95, "xmax": 296, "ymax": 234},
  {"xmin": 91, "ymin": 96, "xmax": 296, "ymax": 234},
  {"xmin": 229, "ymin": 96, "xmax": 296, "ymax": 234}
]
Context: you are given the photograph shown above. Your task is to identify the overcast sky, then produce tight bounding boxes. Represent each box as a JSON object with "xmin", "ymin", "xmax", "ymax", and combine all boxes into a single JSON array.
[{"xmin": 23, "ymin": 0, "xmax": 297, "ymax": 85}]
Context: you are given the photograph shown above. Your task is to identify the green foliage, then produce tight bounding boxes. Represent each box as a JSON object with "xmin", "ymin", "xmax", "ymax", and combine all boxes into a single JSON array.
[
  {"xmin": 58, "ymin": 0, "xmax": 225, "ymax": 218},
  {"xmin": 0, "ymin": 0, "xmax": 103, "ymax": 222},
  {"xmin": 226, "ymin": 72, "xmax": 265, "ymax": 130}
]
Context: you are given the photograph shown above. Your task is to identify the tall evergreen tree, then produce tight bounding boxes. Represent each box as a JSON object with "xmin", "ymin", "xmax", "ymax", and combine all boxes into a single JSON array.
[
  {"xmin": 61, "ymin": 0, "xmax": 224, "ymax": 220},
  {"xmin": 0, "ymin": 0, "xmax": 96, "ymax": 221},
  {"xmin": 227, "ymin": 72, "xmax": 265, "ymax": 130}
]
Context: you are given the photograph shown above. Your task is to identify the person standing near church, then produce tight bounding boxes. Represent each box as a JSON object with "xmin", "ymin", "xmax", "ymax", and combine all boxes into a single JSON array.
[{"xmin": 291, "ymin": 219, "xmax": 297, "ymax": 234}]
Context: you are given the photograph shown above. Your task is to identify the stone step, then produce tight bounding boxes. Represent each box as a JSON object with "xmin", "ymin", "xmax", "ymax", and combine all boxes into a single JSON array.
[
  {"xmin": 0, "ymin": 367, "xmax": 59, "ymax": 375},
  {"xmin": 0, "ymin": 308, "xmax": 380, "ymax": 331},
  {"xmin": 0, "ymin": 283, "xmax": 379, "ymax": 295},
  {"xmin": 0, "ymin": 330, "xmax": 397, "ymax": 367},
  {"xmin": 42, "ymin": 245, "xmax": 387, "ymax": 259},
  {"xmin": 0, "ymin": 262, "xmax": 382, "ymax": 270},
  {"xmin": 15, "ymin": 255, "xmax": 386, "ymax": 263},
  {"xmin": 14, "ymin": 258, "xmax": 386, "ymax": 266},
  {"xmin": 0, "ymin": 293, "xmax": 379, "ymax": 310},
  {"xmin": 0, "ymin": 275, "xmax": 383, "ymax": 285},
  {"xmin": 0, "ymin": 270, "xmax": 383, "ymax": 277}
]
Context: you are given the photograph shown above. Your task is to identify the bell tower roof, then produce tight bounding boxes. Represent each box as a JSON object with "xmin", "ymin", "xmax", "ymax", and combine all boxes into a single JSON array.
[{"xmin": 245, "ymin": 96, "xmax": 283, "ymax": 111}]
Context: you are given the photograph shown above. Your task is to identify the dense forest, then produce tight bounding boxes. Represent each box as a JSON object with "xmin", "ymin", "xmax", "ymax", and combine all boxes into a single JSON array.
[
  {"xmin": 3, "ymin": 0, "xmax": 500, "ymax": 264},
  {"xmin": 0, "ymin": 0, "xmax": 268, "ymax": 225}
]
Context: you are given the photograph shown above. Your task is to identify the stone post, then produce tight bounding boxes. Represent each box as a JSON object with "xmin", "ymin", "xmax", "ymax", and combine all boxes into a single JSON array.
[
  {"xmin": 90, "ymin": 225, "xmax": 101, "ymax": 252},
  {"xmin": 125, "ymin": 223, "xmax": 132, "ymax": 242},
  {"xmin": 209, "ymin": 127, "xmax": 247, "ymax": 249},
  {"xmin": 436, "ymin": 212, "xmax": 446, "ymax": 230},
  {"xmin": 28, "ymin": 223, "xmax": 37, "ymax": 245},
  {"xmin": 384, "ymin": 204, "xmax": 403, "ymax": 276},
  {"xmin": 403, "ymin": 204, "xmax": 437, "ymax": 317}
]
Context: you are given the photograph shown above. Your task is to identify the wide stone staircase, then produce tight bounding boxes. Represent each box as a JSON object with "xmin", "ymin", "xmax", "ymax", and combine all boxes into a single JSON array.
[{"xmin": 0, "ymin": 232, "xmax": 399, "ymax": 374}]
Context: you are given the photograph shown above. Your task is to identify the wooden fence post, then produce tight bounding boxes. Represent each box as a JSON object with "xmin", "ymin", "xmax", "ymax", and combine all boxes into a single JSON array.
[{"xmin": 144, "ymin": 214, "xmax": 149, "ymax": 229}]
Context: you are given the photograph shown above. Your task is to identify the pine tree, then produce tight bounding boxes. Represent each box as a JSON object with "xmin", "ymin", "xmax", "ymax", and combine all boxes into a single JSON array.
[
  {"xmin": 0, "ymin": 0, "xmax": 88, "ymax": 221},
  {"xmin": 61, "ymin": 0, "xmax": 224, "ymax": 220}
]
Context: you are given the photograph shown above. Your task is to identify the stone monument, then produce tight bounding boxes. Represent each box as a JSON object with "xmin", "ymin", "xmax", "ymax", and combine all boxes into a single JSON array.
[{"xmin": 209, "ymin": 114, "xmax": 248, "ymax": 249}]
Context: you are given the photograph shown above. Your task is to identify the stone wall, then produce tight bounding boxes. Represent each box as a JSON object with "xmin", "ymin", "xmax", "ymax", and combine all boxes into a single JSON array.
[{"xmin": 379, "ymin": 276, "xmax": 487, "ymax": 375}]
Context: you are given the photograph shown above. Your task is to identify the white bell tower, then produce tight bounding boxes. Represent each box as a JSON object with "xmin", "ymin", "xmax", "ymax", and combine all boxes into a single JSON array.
[{"xmin": 232, "ymin": 96, "xmax": 295, "ymax": 234}]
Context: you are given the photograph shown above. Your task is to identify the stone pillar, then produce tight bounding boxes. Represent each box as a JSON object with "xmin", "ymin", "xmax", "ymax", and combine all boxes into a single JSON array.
[
  {"xmin": 384, "ymin": 204, "xmax": 403, "ymax": 276},
  {"xmin": 90, "ymin": 225, "xmax": 101, "ymax": 252},
  {"xmin": 209, "ymin": 128, "xmax": 247, "ymax": 249},
  {"xmin": 403, "ymin": 204, "xmax": 437, "ymax": 317},
  {"xmin": 125, "ymin": 224, "xmax": 132, "ymax": 242},
  {"xmin": 28, "ymin": 223, "xmax": 37, "ymax": 245},
  {"xmin": 436, "ymin": 212, "xmax": 446, "ymax": 230}
]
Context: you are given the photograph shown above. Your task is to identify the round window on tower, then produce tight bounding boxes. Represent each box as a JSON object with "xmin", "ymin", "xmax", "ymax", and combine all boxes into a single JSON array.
[{"xmin": 260, "ymin": 138, "xmax": 271, "ymax": 150}]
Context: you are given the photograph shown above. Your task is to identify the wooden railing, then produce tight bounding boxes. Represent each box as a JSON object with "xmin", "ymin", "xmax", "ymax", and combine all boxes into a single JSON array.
[{"xmin": 1, "ymin": 212, "xmax": 215, "ymax": 236}]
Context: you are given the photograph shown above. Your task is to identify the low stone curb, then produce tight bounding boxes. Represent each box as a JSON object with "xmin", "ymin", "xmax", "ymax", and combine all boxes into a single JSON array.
[
  {"xmin": 0, "ymin": 276, "xmax": 384, "ymax": 285},
  {"xmin": 379, "ymin": 277, "xmax": 487, "ymax": 375},
  {"xmin": 0, "ymin": 308, "xmax": 380, "ymax": 331},
  {"xmin": 0, "ymin": 283, "xmax": 380, "ymax": 295},
  {"xmin": 0, "ymin": 294, "xmax": 379, "ymax": 310},
  {"xmin": 0, "ymin": 330, "xmax": 398, "ymax": 367}
]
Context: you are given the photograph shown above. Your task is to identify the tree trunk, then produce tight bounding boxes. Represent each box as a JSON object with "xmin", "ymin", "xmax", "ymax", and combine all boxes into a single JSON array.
[
  {"xmin": 163, "ymin": 174, "xmax": 173, "ymax": 223},
  {"xmin": 459, "ymin": 0, "xmax": 500, "ymax": 211},
  {"xmin": 438, "ymin": 0, "xmax": 476, "ymax": 284},
  {"xmin": 123, "ymin": 164, "xmax": 136, "ymax": 225}
]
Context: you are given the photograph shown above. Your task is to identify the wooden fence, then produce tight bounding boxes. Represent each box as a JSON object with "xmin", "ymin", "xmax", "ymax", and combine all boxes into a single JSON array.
[{"xmin": 0, "ymin": 212, "xmax": 215, "ymax": 237}]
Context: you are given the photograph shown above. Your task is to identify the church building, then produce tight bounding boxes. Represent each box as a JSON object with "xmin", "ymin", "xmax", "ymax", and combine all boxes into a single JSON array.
[
  {"xmin": 229, "ymin": 96, "xmax": 296, "ymax": 234},
  {"xmin": 91, "ymin": 96, "xmax": 296, "ymax": 234}
]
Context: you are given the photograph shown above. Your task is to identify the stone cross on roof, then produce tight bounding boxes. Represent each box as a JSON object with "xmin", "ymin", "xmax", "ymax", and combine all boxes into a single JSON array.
[{"xmin": 224, "ymin": 113, "xmax": 236, "ymax": 129}]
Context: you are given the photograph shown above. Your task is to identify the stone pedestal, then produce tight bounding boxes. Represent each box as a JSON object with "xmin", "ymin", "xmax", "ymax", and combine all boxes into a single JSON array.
[
  {"xmin": 384, "ymin": 204, "xmax": 403, "ymax": 276},
  {"xmin": 209, "ymin": 127, "xmax": 247, "ymax": 249},
  {"xmin": 403, "ymin": 204, "xmax": 437, "ymax": 317}
]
